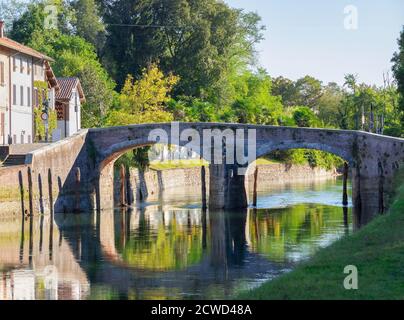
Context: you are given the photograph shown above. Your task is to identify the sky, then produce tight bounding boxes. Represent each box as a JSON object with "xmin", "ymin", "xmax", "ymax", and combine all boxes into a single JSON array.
[{"xmin": 225, "ymin": 0, "xmax": 404, "ymax": 86}]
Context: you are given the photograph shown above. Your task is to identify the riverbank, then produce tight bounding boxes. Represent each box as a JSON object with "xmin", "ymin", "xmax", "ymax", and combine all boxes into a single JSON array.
[{"xmin": 237, "ymin": 170, "xmax": 404, "ymax": 300}]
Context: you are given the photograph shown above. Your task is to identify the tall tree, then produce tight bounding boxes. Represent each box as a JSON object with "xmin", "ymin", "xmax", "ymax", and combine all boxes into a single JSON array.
[
  {"xmin": 71, "ymin": 0, "xmax": 106, "ymax": 54},
  {"xmin": 392, "ymin": 26, "xmax": 404, "ymax": 126},
  {"xmin": 294, "ymin": 76, "xmax": 323, "ymax": 111},
  {"xmin": 9, "ymin": 0, "xmax": 73, "ymax": 43},
  {"xmin": 101, "ymin": 0, "xmax": 264, "ymax": 101}
]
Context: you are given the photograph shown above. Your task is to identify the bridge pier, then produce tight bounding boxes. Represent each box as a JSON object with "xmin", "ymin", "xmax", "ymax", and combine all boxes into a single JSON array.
[
  {"xmin": 209, "ymin": 163, "xmax": 248, "ymax": 210},
  {"xmin": 95, "ymin": 161, "xmax": 115, "ymax": 212}
]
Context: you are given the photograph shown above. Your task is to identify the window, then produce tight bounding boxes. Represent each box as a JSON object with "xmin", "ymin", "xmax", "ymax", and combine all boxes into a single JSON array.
[
  {"xmin": 20, "ymin": 86, "xmax": 24, "ymax": 106},
  {"xmin": 0, "ymin": 61, "xmax": 4, "ymax": 85},
  {"xmin": 27, "ymin": 87, "xmax": 31, "ymax": 107},
  {"xmin": 13, "ymin": 57, "xmax": 17, "ymax": 71},
  {"xmin": 13, "ymin": 85, "xmax": 16, "ymax": 105},
  {"xmin": 20, "ymin": 58, "xmax": 24, "ymax": 73},
  {"xmin": 27, "ymin": 61, "xmax": 31, "ymax": 75}
]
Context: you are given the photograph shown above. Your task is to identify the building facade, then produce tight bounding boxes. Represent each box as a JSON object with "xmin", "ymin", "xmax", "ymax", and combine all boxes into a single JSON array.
[
  {"xmin": 54, "ymin": 77, "xmax": 85, "ymax": 141},
  {"xmin": 0, "ymin": 21, "xmax": 58, "ymax": 145}
]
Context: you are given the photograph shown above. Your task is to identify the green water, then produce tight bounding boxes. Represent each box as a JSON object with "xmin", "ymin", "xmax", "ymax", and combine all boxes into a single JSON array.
[{"xmin": 0, "ymin": 177, "xmax": 352, "ymax": 300}]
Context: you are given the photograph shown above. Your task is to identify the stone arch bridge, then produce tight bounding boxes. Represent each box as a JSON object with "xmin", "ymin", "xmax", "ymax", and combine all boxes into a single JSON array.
[{"xmin": 25, "ymin": 122, "xmax": 404, "ymax": 220}]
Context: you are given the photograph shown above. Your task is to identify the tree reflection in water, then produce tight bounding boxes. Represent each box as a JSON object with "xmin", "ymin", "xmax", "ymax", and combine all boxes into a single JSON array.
[{"xmin": 0, "ymin": 179, "xmax": 353, "ymax": 300}]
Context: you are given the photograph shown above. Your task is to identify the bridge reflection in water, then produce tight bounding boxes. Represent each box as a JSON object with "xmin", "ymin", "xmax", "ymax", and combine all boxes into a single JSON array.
[{"xmin": 0, "ymin": 178, "xmax": 353, "ymax": 300}]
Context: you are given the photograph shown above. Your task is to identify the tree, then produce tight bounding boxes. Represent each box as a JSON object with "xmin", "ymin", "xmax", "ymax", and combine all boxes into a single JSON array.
[
  {"xmin": 317, "ymin": 82, "xmax": 344, "ymax": 128},
  {"xmin": 105, "ymin": 63, "xmax": 178, "ymax": 126},
  {"xmin": 271, "ymin": 76, "xmax": 298, "ymax": 107},
  {"xmin": 102, "ymin": 0, "xmax": 264, "ymax": 101},
  {"xmin": 271, "ymin": 75, "xmax": 323, "ymax": 111},
  {"xmin": 293, "ymin": 106, "xmax": 319, "ymax": 128},
  {"xmin": 9, "ymin": 0, "xmax": 73, "ymax": 43},
  {"xmin": 27, "ymin": 30, "xmax": 116, "ymax": 128},
  {"xmin": 71, "ymin": 0, "xmax": 106, "ymax": 54},
  {"xmin": 392, "ymin": 26, "xmax": 404, "ymax": 127},
  {"xmin": 0, "ymin": 0, "xmax": 38, "ymax": 29},
  {"xmin": 294, "ymin": 76, "xmax": 323, "ymax": 111},
  {"xmin": 231, "ymin": 69, "xmax": 283, "ymax": 125}
]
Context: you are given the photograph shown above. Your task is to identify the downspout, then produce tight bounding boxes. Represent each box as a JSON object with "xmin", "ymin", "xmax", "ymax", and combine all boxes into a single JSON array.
[
  {"xmin": 8, "ymin": 54, "xmax": 12, "ymax": 144},
  {"xmin": 31, "ymin": 57, "xmax": 35, "ymax": 143}
]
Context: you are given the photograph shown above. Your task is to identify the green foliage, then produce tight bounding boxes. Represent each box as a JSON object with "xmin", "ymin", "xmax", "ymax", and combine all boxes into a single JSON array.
[
  {"xmin": 105, "ymin": 63, "xmax": 177, "ymax": 126},
  {"xmin": 293, "ymin": 106, "xmax": 319, "ymax": 128},
  {"xmin": 108, "ymin": 64, "xmax": 178, "ymax": 169},
  {"xmin": 9, "ymin": 0, "xmax": 73, "ymax": 43},
  {"xmin": 102, "ymin": 0, "xmax": 265, "ymax": 101},
  {"xmin": 29, "ymin": 30, "xmax": 116, "ymax": 128},
  {"xmin": 392, "ymin": 26, "xmax": 404, "ymax": 129},
  {"xmin": 230, "ymin": 70, "xmax": 283, "ymax": 125},
  {"xmin": 268, "ymin": 149, "xmax": 343, "ymax": 171},
  {"xmin": 71, "ymin": 0, "xmax": 106, "ymax": 52},
  {"xmin": 33, "ymin": 80, "xmax": 57, "ymax": 141}
]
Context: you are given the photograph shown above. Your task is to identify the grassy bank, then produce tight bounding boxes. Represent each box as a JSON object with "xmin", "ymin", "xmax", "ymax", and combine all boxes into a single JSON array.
[
  {"xmin": 149, "ymin": 158, "xmax": 280, "ymax": 170},
  {"xmin": 237, "ymin": 171, "xmax": 404, "ymax": 300}
]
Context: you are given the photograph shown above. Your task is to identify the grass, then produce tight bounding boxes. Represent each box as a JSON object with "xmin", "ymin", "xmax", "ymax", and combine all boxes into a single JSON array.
[
  {"xmin": 149, "ymin": 159, "xmax": 209, "ymax": 170},
  {"xmin": 237, "ymin": 171, "xmax": 404, "ymax": 300},
  {"xmin": 149, "ymin": 157, "xmax": 280, "ymax": 171},
  {"xmin": 253, "ymin": 158, "xmax": 281, "ymax": 165}
]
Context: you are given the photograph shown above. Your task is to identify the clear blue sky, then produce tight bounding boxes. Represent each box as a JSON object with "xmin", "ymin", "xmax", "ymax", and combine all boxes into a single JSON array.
[{"xmin": 225, "ymin": 0, "xmax": 404, "ymax": 86}]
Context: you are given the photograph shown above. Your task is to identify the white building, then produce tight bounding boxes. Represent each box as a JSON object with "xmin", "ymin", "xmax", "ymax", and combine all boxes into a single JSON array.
[
  {"xmin": 54, "ymin": 77, "xmax": 85, "ymax": 141},
  {"xmin": 0, "ymin": 21, "xmax": 59, "ymax": 145}
]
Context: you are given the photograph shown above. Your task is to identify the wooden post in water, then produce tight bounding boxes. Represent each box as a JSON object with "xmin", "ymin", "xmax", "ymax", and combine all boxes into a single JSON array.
[
  {"xmin": 120, "ymin": 164, "xmax": 126, "ymax": 207},
  {"xmin": 48, "ymin": 169, "xmax": 54, "ymax": 261},
  {"xmin": 253, "ymin": 166, "xmax": 258, "ymax": 207},
  {"xmin": 201, "ymin": 165, "xmax": 207, "ymax": 210},
  {"xmin": 27, "ymin": 167, "xmax": 33, "ymax": 216},
  {"xmin": 343, "ymin": 162, "xmax": 349, "ymax": 206},
  {"xmin": 74, "ymin": 167, "xmax": 81, "ymax": 213}
]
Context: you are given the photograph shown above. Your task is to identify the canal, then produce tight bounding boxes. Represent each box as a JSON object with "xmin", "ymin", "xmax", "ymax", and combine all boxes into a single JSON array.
[{"xmin": 0, "ymin": 177, "xmax": 353, "ymax": 300}]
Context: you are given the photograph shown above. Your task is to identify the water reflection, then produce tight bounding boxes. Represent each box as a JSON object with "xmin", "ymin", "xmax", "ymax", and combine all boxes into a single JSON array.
[{"xmin": 0, "ymin": 178, "xmax": 353, "ymax": 300}]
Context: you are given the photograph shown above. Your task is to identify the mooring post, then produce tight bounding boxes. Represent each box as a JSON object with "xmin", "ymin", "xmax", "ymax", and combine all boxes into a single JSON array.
[
  {"xmin": 27, "ymin": 167, "xmax": 33, "ymax": 216},
  {"xmin": 120, "ymin": 164, "xmax": 126, "ymax": 207},
  {"xmin": 253, "ymin": 166, "xmax": 258, "ymax": 207},
  {"xmin": 48, "ymin": 169, "xmax": 54, "ymax": 261},
  {"xmin": 343, "ymin": 162, "xmax": 349, "ymax": 206},
  {"xmin": 201, "ymin": 165, "xmax": 207, "ymax": 210},
  {"xmin": 74, "ymin": 167, "xmax": 81, "ymax": 213}
]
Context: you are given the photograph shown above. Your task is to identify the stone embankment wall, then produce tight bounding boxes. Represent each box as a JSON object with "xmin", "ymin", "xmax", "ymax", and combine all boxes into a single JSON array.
[
  {"xmin": 0, "ymin": 130, "xmax": 90, "ymax": 216},
  {"xmin": 115, "ymin": 164, "xmax": 338, "ymax": 204}
]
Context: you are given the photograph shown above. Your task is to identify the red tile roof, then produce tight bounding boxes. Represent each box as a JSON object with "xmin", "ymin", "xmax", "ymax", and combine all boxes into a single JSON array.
[
  {"xmin": 0, "ymin": 36, "xmax": 54, "ymax": 61},
  {"xmin": 55, "ymin": 77, "xmax": 86, "ymax": 103}
]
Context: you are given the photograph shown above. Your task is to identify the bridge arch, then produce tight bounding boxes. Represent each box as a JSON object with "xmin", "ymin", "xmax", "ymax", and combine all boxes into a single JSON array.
[{"xmin": 256, "ymin": 141, "xmax": 354, "ymax": 165}]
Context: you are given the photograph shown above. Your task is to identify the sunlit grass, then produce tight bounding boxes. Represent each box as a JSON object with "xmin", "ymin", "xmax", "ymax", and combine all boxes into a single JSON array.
[
  {"xmin": 149, "ymin": 159, "xmax": 209, "ymax": 170},
  {"xmin": 149, "ymin": 157, "xmax": 281, "ymax": 171},
  {"xmin": 237, "ymin": 170, "xmax": 404, "ymax": 300}
]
